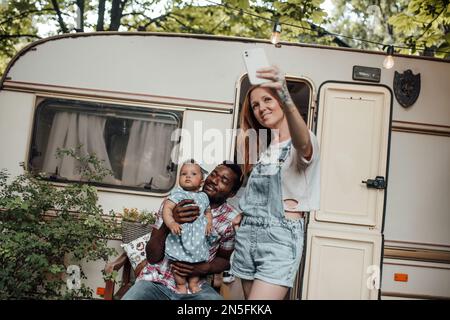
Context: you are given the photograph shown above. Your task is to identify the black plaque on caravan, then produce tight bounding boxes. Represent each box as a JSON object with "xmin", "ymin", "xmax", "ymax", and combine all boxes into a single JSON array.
[
  {"xmin": 352, "ymin": 65, "xmax": 381, "ymax": 83},
  {"xmin": 393, "ymin": 69, "xmax": 421, "ymax": 108}
]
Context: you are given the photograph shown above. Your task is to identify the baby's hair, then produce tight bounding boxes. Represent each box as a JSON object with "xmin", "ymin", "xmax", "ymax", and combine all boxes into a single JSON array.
[{"xmin": 181, "ymin": 159, "xmax": 205, "ymax": 179}]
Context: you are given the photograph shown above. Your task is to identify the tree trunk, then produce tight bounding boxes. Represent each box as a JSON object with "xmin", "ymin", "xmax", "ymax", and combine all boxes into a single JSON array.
[
  {"xmin": 76, "ymin": 0, "xmax": 85, "ymax": 32},
  {"xmin": 110, "ymin": 0, "xmax": 128, "ymax": 31},
  {"xmin": 51, "ymin": 0, "xmax": 68, "ymax": 33},
  {"xmin": 97, "ymin": 0, "xmax": 106, "ymax": 31}
]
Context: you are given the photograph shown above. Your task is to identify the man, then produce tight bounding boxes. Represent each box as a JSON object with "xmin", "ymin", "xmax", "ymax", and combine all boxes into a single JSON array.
[{"xmin": 122, "ymin": 161, "xmax": 243, "ymax": 300}]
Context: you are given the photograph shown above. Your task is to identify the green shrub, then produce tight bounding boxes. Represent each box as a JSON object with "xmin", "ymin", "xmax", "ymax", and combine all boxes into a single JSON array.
[
  {"xmin": 122, "ymin": 207, "xmax": 157, "ymax": 225},
  {"xmin": 0, "ymin": 148, "xmax": 119, "ymax": 299}
]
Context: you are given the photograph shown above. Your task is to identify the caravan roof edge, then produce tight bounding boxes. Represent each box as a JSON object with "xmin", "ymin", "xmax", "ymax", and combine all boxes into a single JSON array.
[{"xmin": 1, "ymin": 31, "xmax": 449, "ymax": 89}]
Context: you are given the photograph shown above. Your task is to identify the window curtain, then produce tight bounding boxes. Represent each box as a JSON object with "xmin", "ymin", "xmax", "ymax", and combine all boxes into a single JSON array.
[
  {"xmin": 121, "ymin": 120, "xmax": 176, "ymax": 190},
  {"xmin": 42, "ymin": 111, "xmax": 118, "ymax": 184}
]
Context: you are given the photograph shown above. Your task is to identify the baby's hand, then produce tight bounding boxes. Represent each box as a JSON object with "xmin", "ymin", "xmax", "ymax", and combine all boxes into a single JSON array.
[
  {"xmin": 168, "ymin": 222, "xmax": 182, "ymax": 235},
  {"xmin": 205, "ymin": 221, "xmax": 213, "ymax": 236}
]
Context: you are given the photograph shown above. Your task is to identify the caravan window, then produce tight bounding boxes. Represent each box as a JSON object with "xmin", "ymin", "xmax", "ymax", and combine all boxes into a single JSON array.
[{"xmin": 29, "ymin": 98, "xmax": 182, "ymax": 193}]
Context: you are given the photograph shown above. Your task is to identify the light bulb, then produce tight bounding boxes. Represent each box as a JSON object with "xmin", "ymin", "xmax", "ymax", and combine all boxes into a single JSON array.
[
  {"xmin": 383, "ymin": 55, "xmax": 394, "ymax": 69},
  {"xmin": 271, "ymin": 32, "xmax": 280, "ymax": 45},
  {"xmin": 271, "ymin": 21, "xmax": 282, "ymax": 46},
  {"xmin": 383, "ymin": 45, "xmax": 395, "ymax": 69}
]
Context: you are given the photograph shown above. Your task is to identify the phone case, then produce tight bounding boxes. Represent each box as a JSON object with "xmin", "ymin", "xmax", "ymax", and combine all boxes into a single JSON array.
[{"xmin": 243, "ymin": 48, "xmax": 271, "ymax": 85}]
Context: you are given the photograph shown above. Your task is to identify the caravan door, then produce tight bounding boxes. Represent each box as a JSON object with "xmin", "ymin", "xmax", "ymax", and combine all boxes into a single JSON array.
[{"xmin": 302, "ymin": 82, "xmax": 392, "ymax": 299}]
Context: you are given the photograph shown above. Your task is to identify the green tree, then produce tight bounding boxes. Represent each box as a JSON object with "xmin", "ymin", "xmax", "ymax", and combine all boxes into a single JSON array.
[
  {"xmin": 1, "ymin": 0, "xmax": 448, "ymax": 77},
  {"xmin": 0, "ymin": 0, "xmax": 41, "ymax": 77},
  {"xmin": 327, "ymin": 0, "xmax": 449, "ymax": 58},
  {"xmin": 0, "ymin": 0, "xmax": 166, "ymax": 75},
  {"xmin": 1, "ymin": 0, "xmax": 332, "ymax": 76},
  {"xmin": 389, "ymin": 0, "xmax": 449, "ymax": 58}
]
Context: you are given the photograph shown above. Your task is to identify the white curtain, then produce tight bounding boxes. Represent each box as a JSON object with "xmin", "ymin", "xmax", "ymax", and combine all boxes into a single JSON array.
[
  {"xmin": 121, "ymin": 120, "xmax": 176, "ymax": 190},
  {"xmin": 42, "ymin": 112, "xmax": 117, "ymax": 184}
]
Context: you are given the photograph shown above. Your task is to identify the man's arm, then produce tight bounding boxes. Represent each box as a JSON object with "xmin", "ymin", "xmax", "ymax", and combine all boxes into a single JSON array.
[
  {"xmin": 146, "ymin": 222, "xmax": 170, "ymax": 264},
  {"xmin": 171, "ymin": 247, "xmax": 233, "ymax": 277},
  {"xmin": 146, "ymin": 199, "xmax": 200, "ymax": 264},
  {"xmin": 207, "ymin": 247, "xmax": 233, "ymax": 274}
]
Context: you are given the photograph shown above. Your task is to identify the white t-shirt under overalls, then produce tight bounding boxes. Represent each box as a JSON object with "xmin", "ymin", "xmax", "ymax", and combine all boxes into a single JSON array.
[{"xmin": 229, "ymin": 129, "xmax": 320, "ymax": 213}]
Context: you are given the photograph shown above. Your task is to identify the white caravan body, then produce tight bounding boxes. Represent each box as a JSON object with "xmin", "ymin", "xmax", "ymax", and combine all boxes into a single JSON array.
[{"xmin": 0, "ymin": 33, "xmax": 449, "ymax": 300}]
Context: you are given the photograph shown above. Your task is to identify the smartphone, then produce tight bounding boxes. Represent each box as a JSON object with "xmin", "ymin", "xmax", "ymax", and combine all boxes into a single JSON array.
[{"xmin": 243, "ymin": 48, "xmax": 271, "ymax": 85}]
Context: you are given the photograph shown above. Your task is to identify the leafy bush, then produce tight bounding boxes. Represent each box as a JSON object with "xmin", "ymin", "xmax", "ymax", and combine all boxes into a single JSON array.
[
  {"xmin": 0, "ymin": 148, "xmax": 119, "ymax": 299},
  {"xmin": 122, "ymin": 207, "xmax": 157, "ymax": 225}
]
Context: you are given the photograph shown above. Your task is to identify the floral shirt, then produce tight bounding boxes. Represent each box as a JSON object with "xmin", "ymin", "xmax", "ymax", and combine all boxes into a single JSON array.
[{"xmin": 137, "ymin": 200, "xmax": 238, "ymax": 292}]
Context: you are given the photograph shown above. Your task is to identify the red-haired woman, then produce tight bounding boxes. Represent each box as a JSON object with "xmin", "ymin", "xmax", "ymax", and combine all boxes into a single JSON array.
[{"xmin": 231, "ymin": 66, "xmax": 320, "ymax": 299}]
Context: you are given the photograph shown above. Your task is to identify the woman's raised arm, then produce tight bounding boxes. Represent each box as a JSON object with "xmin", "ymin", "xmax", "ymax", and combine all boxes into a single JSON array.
[{"xmin": 257, "ymin": 66, "xmax": 312, "ymax": 159}]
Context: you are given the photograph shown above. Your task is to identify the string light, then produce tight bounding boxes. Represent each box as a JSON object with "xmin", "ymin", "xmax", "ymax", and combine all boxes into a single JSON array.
[
  {"xmin": 271, "ymin": 20, "xmax": 282, "ymax": 46},
  {"xmin": 383, "ymin": 45, "xmax": 395, "ymax": 69}
]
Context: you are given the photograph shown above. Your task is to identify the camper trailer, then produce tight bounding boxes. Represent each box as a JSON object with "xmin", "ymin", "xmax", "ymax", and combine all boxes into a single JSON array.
[{"xmin": 0, "ymin": 32, "xmax": 449, "ymax": 300}]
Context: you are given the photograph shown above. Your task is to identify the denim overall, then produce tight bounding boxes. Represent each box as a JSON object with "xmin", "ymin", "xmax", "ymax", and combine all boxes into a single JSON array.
[{"xmin": 230, "ymin": 141, "xmax": 304, "ymax": 287}]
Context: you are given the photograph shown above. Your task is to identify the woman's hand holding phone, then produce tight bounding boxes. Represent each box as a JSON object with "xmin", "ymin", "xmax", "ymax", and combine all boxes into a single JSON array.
[
  {"xmin": 243, "ymin": 48, "xmax": 294, "ymax": 108},
  {"xmin": 256, "ymin": 65, "xmax": 294, "ymax": 107}
]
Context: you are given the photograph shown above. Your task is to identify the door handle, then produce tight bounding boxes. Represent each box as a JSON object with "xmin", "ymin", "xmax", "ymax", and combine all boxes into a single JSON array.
[{"xmin": 362, "ymin": 176, "xmax": 386, "ymax": 189}]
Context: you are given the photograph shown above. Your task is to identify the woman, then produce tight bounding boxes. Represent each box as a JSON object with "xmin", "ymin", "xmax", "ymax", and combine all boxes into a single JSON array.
[{"xmin": 231, "ymin": 66, "xmax": 320, "ymax": 299}]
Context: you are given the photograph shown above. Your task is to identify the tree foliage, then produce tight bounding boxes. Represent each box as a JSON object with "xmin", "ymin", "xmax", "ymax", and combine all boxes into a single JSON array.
[
  {"xmin": 0, "ymin": 0, "xmax": 448, "ymax": 77},
  {"xmin": 0, "ymin": 0, "xmax": 41, "ymax": 76},
  {"xmin": 328, "ymin": 0, "xmax": 449, "ymax": 58},
  {"xmin": 0, "ymin": 149, "xmax": 119, "ymax": 299},
  {"xmin": 0, "ymin": 0, "xmax": 330, "ymax": 76},
  {"xmin": 388, "ymin": 0, "xmax": 449, "ymax": 58}
]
